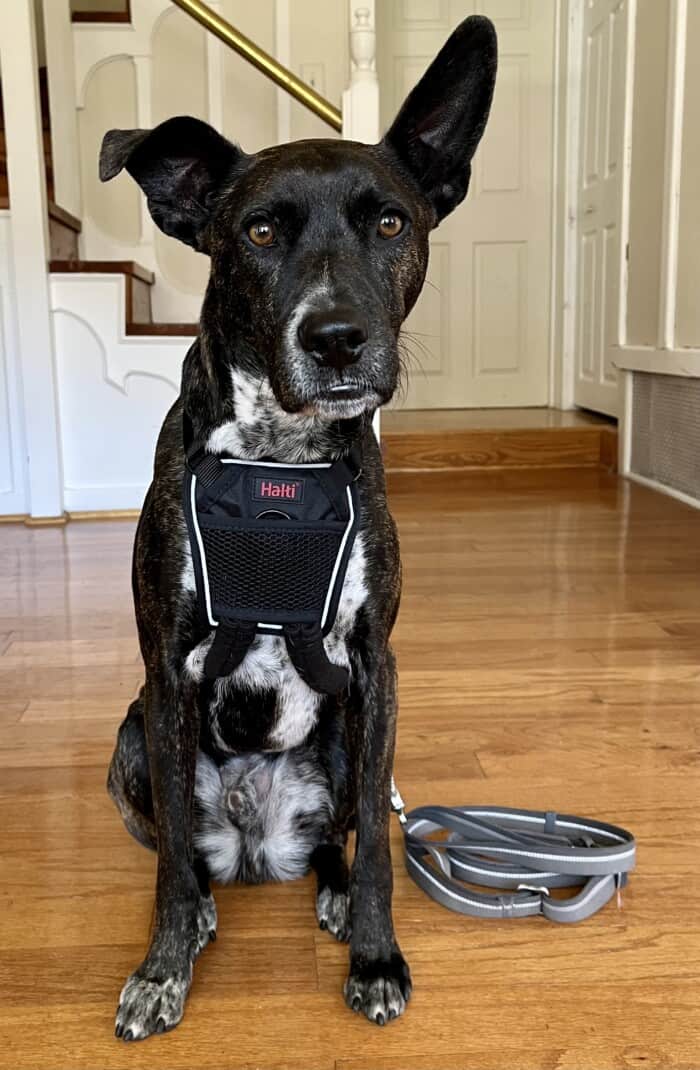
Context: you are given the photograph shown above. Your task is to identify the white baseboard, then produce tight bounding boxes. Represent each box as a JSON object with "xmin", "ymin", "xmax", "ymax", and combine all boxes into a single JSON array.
[{"xmin": 625, "ymin": 470, "xmax": 700, "ymax": 511}]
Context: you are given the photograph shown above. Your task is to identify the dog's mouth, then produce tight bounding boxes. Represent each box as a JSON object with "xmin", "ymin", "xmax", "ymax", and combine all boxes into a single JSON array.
[{"xmin": 305, "ymin": 382, "xmax": 382, "ymax": 418}]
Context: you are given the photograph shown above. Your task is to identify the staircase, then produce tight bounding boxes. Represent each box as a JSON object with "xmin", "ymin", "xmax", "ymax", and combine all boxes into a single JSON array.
[{"xmin": 0, "ymin": 1, "xmax": 616, "ymax": 523}]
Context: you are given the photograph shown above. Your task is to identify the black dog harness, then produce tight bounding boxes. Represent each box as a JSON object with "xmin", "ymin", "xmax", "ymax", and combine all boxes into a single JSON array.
[{"xmin": 183, "ymin": 446, "xmax": 360, "ymax": 694}]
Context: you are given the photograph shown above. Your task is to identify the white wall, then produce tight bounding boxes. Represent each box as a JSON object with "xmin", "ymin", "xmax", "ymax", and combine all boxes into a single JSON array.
[{"xmin": 50, "ymin": 272, "xmax": 188, "ymax": 511}]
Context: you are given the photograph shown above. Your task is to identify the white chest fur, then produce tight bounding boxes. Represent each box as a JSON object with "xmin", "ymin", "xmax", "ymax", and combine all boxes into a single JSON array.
[{"xmin": 184, "ymin": 531, "xmax": 367, "ymax": 751}]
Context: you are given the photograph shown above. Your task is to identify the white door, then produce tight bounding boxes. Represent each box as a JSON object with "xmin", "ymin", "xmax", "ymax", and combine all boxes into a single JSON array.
[
  {"xmin": 573, "ymin": 0, "xmax": 631, "ymax": 417},
  {"xmin": 377, "ymin": 0, "xmax": 556, "ymax": 409}
]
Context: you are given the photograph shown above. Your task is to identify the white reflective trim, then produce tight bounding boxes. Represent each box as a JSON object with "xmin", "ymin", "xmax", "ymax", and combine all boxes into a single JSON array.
[
  {"xmin": 406, "ymin": 854, "xmax": 534, "ymax": 912},
  {"xmin": 452, "ymin": 861, "xmax": 560, "ymax": 881},
  {"xmin": 404, "ymin": 816, "xmax": 634, "ymax": 864},
  {"xmin": 220, "ymin": 458, "xmax": 332, "ymax": 469},
  {"xmin": 430, "ymin": 843, "xmax": 636, "ymax": 866},
  {"xmin": 451, "ymin": 808, "xmax": 627, "ymax": 843},
  {"xmin": 190, "ymin": 474, "xmax": 218, "ymax": 628},
  {"xmin": 320, "ymin": 484, "xmax": 354, "ymax": 630}
]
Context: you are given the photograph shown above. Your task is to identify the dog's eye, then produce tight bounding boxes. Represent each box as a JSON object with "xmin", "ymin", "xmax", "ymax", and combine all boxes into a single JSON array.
[
  {"xmin": 248, "ymin": 221, "xmax": 275, "ymax": 247},
  {"xmin": 378, "ymin": 212, "xmax": 404, "ymax": 239}
]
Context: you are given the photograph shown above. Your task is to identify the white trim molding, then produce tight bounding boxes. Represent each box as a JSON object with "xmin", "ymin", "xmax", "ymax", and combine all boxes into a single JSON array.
[
  {"xmin": 657, "ymin": 0, "xmax": 688, "ymax": 351},
  {"xmin": 626, "ymin": 470, "xmax": 700, "ymax": 512},
  {"xmin": 551, "ymin": 0, "xmax": 583, "ymax": 410},
  {"xmin": 614, "ymin": 346, "xmax": 700, "ymax": 378}
]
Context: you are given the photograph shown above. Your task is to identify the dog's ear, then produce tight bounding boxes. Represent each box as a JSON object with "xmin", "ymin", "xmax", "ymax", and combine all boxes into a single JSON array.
[
  {"xmin": 382, "ymin": 16, "xmax": 497, "ymax": 224},
  {"xmin": 99, "ymin": 116, "xmax": 244, "ymax": 251}
]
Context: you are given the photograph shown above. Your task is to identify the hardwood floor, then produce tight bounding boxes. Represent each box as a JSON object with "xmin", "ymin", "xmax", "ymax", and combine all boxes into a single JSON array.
[{"xmin": 1, "ymin": 468, "xmax": 699, "ymax": 1070}]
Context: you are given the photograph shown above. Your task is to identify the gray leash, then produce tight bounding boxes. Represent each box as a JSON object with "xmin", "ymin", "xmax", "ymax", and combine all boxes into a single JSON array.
[{"xmin": 390, "ymin": 779, "xmax": 636, "ymax": 923}]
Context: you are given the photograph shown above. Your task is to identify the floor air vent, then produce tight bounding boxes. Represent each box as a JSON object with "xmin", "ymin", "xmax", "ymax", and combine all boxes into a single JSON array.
[{"xmin": 631, "ymin": 372, "xmax": 700, "ymax": 502}]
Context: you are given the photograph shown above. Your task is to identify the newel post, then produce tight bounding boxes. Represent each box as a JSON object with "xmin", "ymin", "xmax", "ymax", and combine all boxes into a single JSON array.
[
  {"xmin": 0, "ymin": 0, "xmax": 65, "ymax": 520},
  {"xmin": 342, "ymin": 3, "xmax": 380, "ymax": 144}
]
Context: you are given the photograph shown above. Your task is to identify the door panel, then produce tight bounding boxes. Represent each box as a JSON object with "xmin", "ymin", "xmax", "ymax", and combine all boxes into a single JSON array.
[
  {"xmin": 574, "ymin": 0, "xmax": 630, "ymax": 417},
  {"xmin": 378, "ymin": 0, "xmax": 555, "ymax": 409}
]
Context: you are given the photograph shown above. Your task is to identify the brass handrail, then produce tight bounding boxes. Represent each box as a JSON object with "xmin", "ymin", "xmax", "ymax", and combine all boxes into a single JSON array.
[{"xmin": 171, "ymin": 0, "xmax": 343, "ymax": 132}]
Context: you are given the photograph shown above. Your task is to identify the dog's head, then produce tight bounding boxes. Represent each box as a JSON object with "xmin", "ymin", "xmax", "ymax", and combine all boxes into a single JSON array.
[{"xmin": 100, "ymin": 16, "xmax": 496, "ymax": 419}]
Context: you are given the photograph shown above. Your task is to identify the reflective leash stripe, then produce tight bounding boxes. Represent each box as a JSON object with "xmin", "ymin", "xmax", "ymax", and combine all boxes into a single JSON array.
[{"xmin": 390, "ymin": 778, "xmax": 636, "ymax": 923}]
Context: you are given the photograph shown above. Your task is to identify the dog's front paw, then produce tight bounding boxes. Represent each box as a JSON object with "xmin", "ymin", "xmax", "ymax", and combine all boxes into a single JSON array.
[
  {"xmin": 317, "ymin": 886, "xmax": 351, "ymax": 942},
  {"xmin": 344, "ymin": 950, "xmax": 412, "ymax": 1025},
  {"xmin": 115, "ymin": 893, "xmax": 216, "ymax": 1042},
  {"xmin": 115, "ymin": 971, "xmax": 190, "ymax": 1041}
]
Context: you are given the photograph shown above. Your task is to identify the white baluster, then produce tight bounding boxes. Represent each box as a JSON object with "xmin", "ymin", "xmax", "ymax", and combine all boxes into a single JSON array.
[
  {"xmin": 42, "ymin": 0, "xmax": 82, "ymax": 221},
  {"xmin": 133, "ymin": 54, "xmax": 156, "ymax": 262},
  {"xmin": 342, "ymin": 2, "xmax": 381, "ymax": 439},
  {"xmin": 206, "ymin": 0, "xmax": 225, "ymax": 133},
  {"xmin": 342, "ymin": 1, "xmax": 379, "ymax": 144}
]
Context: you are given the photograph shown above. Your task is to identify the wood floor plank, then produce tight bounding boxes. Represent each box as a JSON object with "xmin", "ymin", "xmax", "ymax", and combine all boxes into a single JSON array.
[{"xmin": 1, "ymin": 469, "xmax": 699, "ymax": 1069}]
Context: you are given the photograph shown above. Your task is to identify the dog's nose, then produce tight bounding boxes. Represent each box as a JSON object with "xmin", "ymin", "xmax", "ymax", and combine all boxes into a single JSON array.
[{"xmin": 297, "ymin": 306, "xmax": 368, "ymax": 369}]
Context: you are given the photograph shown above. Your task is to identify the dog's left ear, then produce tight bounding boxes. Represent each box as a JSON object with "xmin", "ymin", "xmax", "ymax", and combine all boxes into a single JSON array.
[
  {"xmin": 99, "ymin": 116, "xmax": 244, "ymax": 252},
  {"xmin": 382, "ymin": 15, "xmax": 497, "ymax": 224}
]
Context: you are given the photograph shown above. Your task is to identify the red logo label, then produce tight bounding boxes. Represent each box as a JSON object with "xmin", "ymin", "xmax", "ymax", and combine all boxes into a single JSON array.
[{"xmin": 253, "ymin": 477, "xmax": 304, "ymax": 503}]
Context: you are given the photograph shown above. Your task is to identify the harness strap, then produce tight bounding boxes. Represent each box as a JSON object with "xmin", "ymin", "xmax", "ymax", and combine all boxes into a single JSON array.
[
  {"xmin": 203, "ymin": 620, "xmax": 257, "ymax": 680},
  {"xmin": 311, "ymin": 451, "xmax": 362, "ymax": 520},
  {"xmin": 390, "ymin": 782, "xmax": 636, "ymax": 923},
  {"xmin": 283, "ymin": 622, "xmax": 349, "ymax": 695},
  {"xmin": 189, "ymin": 449, "xmax": 225, "ymax": 489}
]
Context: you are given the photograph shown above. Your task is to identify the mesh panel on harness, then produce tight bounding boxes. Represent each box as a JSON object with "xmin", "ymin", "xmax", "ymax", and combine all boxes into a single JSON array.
[
  {"xmin": 183, "ymin": 450, "xmax": 360, "ymax": 694},
  {"xmin": 199, "ymin": 521, "xmax": 344, "ymax": 620}
]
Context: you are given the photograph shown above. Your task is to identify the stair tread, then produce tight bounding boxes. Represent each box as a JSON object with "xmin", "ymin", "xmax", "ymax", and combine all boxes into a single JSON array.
[
  {"xmin": 50, "ymin": 259, "xmax": 154, "ymax": 285},
  {"xmin": 71, "ymin": 6, "xmax": 131, "ymax": 23},
  {"xmin": 383, "ymin": 407, "xmax": 613, "ymax": 434},
  {"xmin": 125, "ymin": 322, "xmax": 197, "ymax": 336}
]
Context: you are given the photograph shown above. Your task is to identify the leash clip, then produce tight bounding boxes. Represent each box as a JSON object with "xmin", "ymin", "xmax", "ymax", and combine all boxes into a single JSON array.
[
  {"xmin": 390, "ymin": 776, "xmax": 407, "ymax": 826},
  {"xmin": 517, "ymin": 883, "xmax": 550, "ymax": 897}
]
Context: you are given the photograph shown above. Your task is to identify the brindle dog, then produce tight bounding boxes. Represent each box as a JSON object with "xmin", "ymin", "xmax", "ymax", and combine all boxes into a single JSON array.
[{"xmin": 102, "ymin": 16, "xmax": 496, "ymax": 1041}]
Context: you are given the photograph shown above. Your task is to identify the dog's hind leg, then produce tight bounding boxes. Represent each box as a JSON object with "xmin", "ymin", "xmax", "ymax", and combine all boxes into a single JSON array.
[
  {"xmin": 107, "ymin": 691, "xmax": 213, "ymax": 898},
  {"xmin": 107, "ymin": 689, "xmax": 157, "ymax": 851},
  {"xmin": 310, "ymin": 709, "xmax": 352, "ymax": 941},
  {"xmin": 311, "ymin": 836, "xmax": 351, "ymax": 942}
]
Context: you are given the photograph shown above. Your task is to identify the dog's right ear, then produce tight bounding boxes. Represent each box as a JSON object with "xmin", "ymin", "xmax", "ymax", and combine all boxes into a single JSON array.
[{"xmin": 99, "ymin": 116, "xmax": 244, "ymax": 252}]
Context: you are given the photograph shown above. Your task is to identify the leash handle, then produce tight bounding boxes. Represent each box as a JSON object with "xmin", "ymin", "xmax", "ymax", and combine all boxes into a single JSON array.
[{"xmin": 391, "ymin": 780, "xmax": 636, "ymax": 924}]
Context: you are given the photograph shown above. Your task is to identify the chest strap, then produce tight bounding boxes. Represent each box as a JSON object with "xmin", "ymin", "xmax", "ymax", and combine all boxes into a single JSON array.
[{"xmin": 390, "ymin": 782, "xmax": 636, "ymax": 923}]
